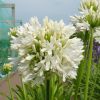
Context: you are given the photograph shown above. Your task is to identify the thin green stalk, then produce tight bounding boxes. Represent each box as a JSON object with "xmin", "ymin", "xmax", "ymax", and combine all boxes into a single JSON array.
[
  {"xmin": 75, "ymin": 31, "xmax": 90, "ymax": 100},
  {"xmin": 89, "ymin": 60, "xmax": 100, "ymax": 100},
  {"xmin": 84, "ymin": 29, "xmax": 94, "ymax": 100},
  {"xmin": 46, "ymin": 79, "xmax": 50, "ymax": 100},
  {"xmin": 50, "ymin": 73, "xmax": 54, "ymax": 100},
  {"xmin": 20, "ymin": 74, "xmax": 27, "ymax": 100},
  {"xmin": 45, "ymin": 71, "xmax": 50, "ymax": 100},
  {"xmin": 7, "ymin": 75, "xmax": 14, "ymax": 100},
  {"xmin": 75, "ymin": 60, "xmax": 85, "ymax": 100}
]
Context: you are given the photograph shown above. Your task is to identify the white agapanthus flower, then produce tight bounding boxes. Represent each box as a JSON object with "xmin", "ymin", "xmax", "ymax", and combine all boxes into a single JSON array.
[
  {"xmin": 70, "ymin": 0, "xmax": 100, "ymax": 33},
  {"xmin": 70, "ymin": 0, "xmax": 100, "ymax": 45},
  {"xmin": 80, "ymin": 0, "xmax": 99, "ymax": 10},
  {"xmin": 81, "ymin": 0, "xmax": 99, "ymax": 9},
  {"xmin": 70, "ymin": 15, "xmax": 90, "ymax": 32},
  {"xmin": 9, "ymin": 17, "xmax": 84, "ymax": 84},
  {"xmin": 80, "ymin": 0, "xmax": 100, "ymax": 27}
]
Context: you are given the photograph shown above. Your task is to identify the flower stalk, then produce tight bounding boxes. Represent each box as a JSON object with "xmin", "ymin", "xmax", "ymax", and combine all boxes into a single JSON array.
[
  {"xmin": 84, "ymin": 28, "xmax": 94, "ymax": 100},
  {"xmin": 45, "ymin": 71, "xmax": 50, "ymax": 100},
  {"xmin": 46, "ymin": 79, "xmax": 50, "ymax": 100},
  {"xmin": 89, "ymin": 59, "xmax": 100, "ymax": 100},
  {"xmin": 75, "ymin": 31, "xmax": 89, "ymax": 100},
  {"xmin": 20, "ymin": 74, "xmax": 27, "ymax": 100}
]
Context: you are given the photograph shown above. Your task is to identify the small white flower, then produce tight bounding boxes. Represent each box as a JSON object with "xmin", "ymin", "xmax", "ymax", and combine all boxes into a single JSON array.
[
  {"xmin": 25, "ymin": 54, "xmax": 34, "ymax": 60},
  {"xmin": 76, "ymin": 21, "xmax": 90, "ymax": 31},
  {"xmin": 70, "ymin": 15, "xmax": 90, "ymax": 32},
  {"xmin": 23, "ymin": 73, "xmax": 33, "ymax": 83}
]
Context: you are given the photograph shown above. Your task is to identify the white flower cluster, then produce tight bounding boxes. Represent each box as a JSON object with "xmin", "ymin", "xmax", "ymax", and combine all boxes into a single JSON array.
[
  {"xmin": 70, "ymin": 0, "xmax": 100, "ymax": 44},
  {"xmin": 9, "ymin": 17, "xmax": 84, "ymax": 84},
  {"xmin": 80, "ymin": 0, "xmax": 100, "ymax": 27},
  {"xmin": 70, "ymin": 15, "xmax": 90, "ymax": 32},
  {"xmin": 80, "ymin": 0, "xmax": 99, "ymax": 11}
]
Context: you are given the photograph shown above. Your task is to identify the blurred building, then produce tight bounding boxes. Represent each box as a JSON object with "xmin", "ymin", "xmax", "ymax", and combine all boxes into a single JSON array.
[{"xmin": 0, "ymin": 1, "xmax": 22, "ymax": 76}]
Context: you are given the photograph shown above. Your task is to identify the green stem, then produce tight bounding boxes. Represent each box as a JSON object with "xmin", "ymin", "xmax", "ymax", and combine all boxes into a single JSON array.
[
  {"xmin": 7, "ymin": 75, "xmax": 14, "ymax": 100},
  {"xmin": 89, "ymin": 60, "xmax": 100, "ymax": 100},
  {"xmin": 45, "ymin": 72, "xmax": 50, "ymax": 100},
  {"xmin": 46, "ymin": 79, "xmax": 50, "ymax": 100},
  {"xmin": 84, "ymin": 28, "xmax": 93, "ymax": 100},
  {"xmin": 20, "ymin": 74, "xmax": 27, "ymax": 100},
  {"xmin": 75, "ymin": 60, "xmax": 85, "ymax": 100},
  {"xmin": 75, "ymin": 31, "xmax": 90, "ymax": 100}
]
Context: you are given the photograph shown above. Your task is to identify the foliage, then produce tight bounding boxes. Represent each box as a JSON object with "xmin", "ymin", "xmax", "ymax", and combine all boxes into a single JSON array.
[{"xmin": 1, "ymin": 0, "xmax": 100, "ymax": 100}]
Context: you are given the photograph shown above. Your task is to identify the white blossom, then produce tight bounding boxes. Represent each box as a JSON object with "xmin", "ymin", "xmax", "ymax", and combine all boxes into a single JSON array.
[
  {"xmin": 80, "ymin": 0, "xmax": 99, "ymax": 10},
  {"xmin": 70, "ymin": 0, "xmax": 100, "ymax": 33},
  {"xmin": 70, "ymin": 15, "xmax": 90, "ymax": 32},
  {"xmin": 80, "ymin": 0, "xmax": 100, "ymax": 27},
  {"xmin": 9, "ymin": 17, "xmax": 84, "ymax": 84}
]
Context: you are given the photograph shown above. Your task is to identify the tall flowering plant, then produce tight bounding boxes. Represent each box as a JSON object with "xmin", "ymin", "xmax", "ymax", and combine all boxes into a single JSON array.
[
  {"xmin": 8, "ymin": 17, "xmax": 84, "ymax": 99},
  {"xmin": 70, "ymin": 0, "xmax": 100, "ymax": 100},
  {"xmin": 6, "ymin": 0, "xmax": 100, "ymax": 100}
]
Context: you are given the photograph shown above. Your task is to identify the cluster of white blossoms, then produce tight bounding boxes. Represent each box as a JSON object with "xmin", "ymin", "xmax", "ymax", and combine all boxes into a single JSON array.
[
  {"xmin": 70, "ymin": 0, "xmax": 100, "ymax": 44},
  {"xmin": 70, "ymin": 0, "xmax": 100, "ymax": 29},
  {"xmin": 70, "ymin": 15, "xmax": 90, "ymax": 32},
  {"xmin": 80, "ymin": 0, "xmax": 100, "ymax": 27},
  {"xmin": 9, "ymin": 17, "xmax": 84, "ymax": 84}
]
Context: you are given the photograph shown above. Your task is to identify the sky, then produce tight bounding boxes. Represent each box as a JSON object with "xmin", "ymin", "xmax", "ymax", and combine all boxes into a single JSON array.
[{"xmin": 5, "ymin": 0, "xmax": 80, "ymax": 23}]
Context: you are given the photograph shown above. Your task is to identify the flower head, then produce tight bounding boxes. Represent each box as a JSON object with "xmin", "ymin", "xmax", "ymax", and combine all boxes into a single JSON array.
[
  {"xmin": 70, "ymin": 0, "xmax": 100, "ymax": 45},
  {"xmin": 2, "ymin": 63, "xmax": 13, "ymax": 74},
  {"xmin": 70, "ymin": 0, "xmax": 100, "ymax": 33},
  {"xmin": 70, "ymin": 15, "xmax": 90, "ymax": 32},
  {"xmin": 80, "ymin": 0, "xmax": 100, "ymax": 27},
  {"xmin": 9, "ymin": 17, "xmax": 84, "ymax": 84},
  {"xmin": 81, "ymin": 0, "xmax": 99, "ymax": 10}
]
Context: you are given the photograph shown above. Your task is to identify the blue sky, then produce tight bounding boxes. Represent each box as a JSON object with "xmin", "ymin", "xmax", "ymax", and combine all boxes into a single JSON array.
[{"xmin": 6, "ymin": 0, "xmax": 80, "ymax": 23}]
